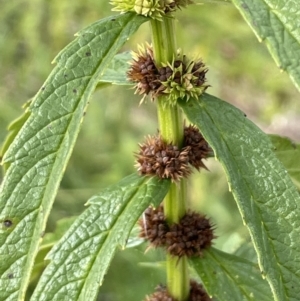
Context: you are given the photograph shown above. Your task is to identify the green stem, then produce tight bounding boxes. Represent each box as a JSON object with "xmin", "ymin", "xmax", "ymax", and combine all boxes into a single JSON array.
[
  {"xmin": 150, "ymin": 17, "xmax": 177, "ymax": 64},
  {"xmin": 164, "ymin": 17, "xmax": 177, "ymax": 61},
  {"xmin": 150, "ymin": 19, "xmax": 166, "ymax": 65},
  {"xmin": 151, "ymin": 16, "xmax": 189, "ymax": 301},
  {"xmin": 157, "ymin": 98, "xmax": 182, "ymax": 146},
  {"xmin": 167, "ymin": 255, "xmax": 189, "ymax": 299}
]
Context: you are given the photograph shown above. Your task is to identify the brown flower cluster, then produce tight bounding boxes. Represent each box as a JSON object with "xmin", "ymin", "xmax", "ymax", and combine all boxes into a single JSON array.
[
  {"xmin": 165, "ymin": 0, "xmax": 194, "ymax": 13},
  {"xmin": 189, "ymin": 281, "xmax": 212, "ymax": 301},
  {"xmin": 139, "ymin": 205, "xmax": 168, "ymax": 247},
  {"xmin": 183, "ymin": 125, "xmax": 211, "ymax": 170},
  {"xmin": 166, "ymin": 211, "xmax": 215, "ymax": 257},
  {"xmin": 135, "ymin": 135, "xmax": 191, "ymax": 182},
  {"xmin": 144, "ymin": 281, "xmax": 211, "ymax": 301},
  {"xmin": 127, "ymin": 45, "xmax": 208, "ymax": 105},
  {"xmin": 139, "ymin": 206, "xmax": 215, "ymax": 257},
  {"xmin": 144, "ymin": 284, "xmax": 174, "ymax": 301},
  {"xmin": 127, "ymin": 46, "xmax": 162, "ymax": 100},
  {"xmin": 135, "ymin": 127, "xmax": 211, "ymax": 181}
]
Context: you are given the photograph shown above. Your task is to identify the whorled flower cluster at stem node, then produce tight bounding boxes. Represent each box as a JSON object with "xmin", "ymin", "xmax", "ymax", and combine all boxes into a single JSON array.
[
  {"xmin": 144, "ymin": 280, "xmax": 212, "ymax": 301},
  {"xmin": 127, "ymin": 44, "xmax": 209, "ymax": 106},
  {"xmin": 139, "ymin": 205, "xmax": 215, "ymax": 257},
  {"xmin": 135, "ymin": 135, "xmax": 191, "ymax": 182},
  {"xmin": 184, "ymin": 125, "xmax": 211, "ymax": 170},
  {"xmin": 135, "ymin": 125, "xmax": 211, "ymax": 181},
  {"xmin": 110, "ymin": 0, "xmax": 193, "ymax": 20}
]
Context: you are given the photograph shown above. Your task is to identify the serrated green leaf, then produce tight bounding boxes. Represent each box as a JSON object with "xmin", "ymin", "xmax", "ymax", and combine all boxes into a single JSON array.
[
  {"xmin": 269, "ymin": 134, "xmax": 300, "ymax": 189},
  {"xmin": 190, "ymin": 248, "xmax": 273, "ymax": 301},
  {"xmin": 179, "ymin": 93, "xmax": 300, "ymax": 301},
  {"xmin": 30, "ymin": 174, "xmax": 170, "ymax": 301},
  {"xmin": 0, "ymin": 99, "xmax": 32, "ymax": 171},
  {"xmin": 30, "ymin": 216, "xmax": 78, "ymax": 284},
  {"xmin": 0, "ymin": 13, "xmax": 147, "ymax": 301},
  {"xmin": 99, "ymin": 51, "xmax": 133, "ymax": 85},
  {"xmin": 231, "ymin": 0, "xmax": 300, "ymax": 91}
]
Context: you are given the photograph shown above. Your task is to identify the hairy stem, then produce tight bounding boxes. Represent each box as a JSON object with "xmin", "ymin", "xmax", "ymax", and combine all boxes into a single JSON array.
[{"xmin": 151, "ymin": 17, "xmax": 189, "ymax": 301}]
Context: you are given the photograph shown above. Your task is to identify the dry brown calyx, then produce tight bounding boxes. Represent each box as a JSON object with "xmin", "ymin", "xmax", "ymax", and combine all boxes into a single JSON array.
[
  {"xmin": 135, "ymin": 135, "xmax": 191, "ymax": 182},
  {"xmin": 183, "ymin": 125, "xmax": 212, "ymax": 170},
  {"xmin": 139, "ymin": 205, "xmax": 167, "ymax": 248},
  {"xmin": 139, "ymin": 206, "xmax": 215, "ymax": 257},
  {"xmin": 127, "ymin": 45, "xmax": 164, "ymax": 102},
  {"xmin": 166, "ymin": 211, "xmax": 215, "ymax": 257},
  {"xmin": 189, "ymin": 280, "xmax": 212, "ymax": 301},
  {"xmin": 135, "ymin": 127, "xmax": 211, "ymax": 182},
  {"xmin": 127, "ymin": 45, "xmax": 209, "ymax": 106},
  {"xmin": 144, "ymin": 281, "xmax": 212, "ymax": 301},
  {"xmin": 144, "ymin": 284, "xmax": 174, "ymax": 301}
]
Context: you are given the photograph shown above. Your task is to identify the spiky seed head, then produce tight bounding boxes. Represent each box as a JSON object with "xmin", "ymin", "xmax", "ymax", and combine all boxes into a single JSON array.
[
  {"xmin": 166, "ymin": 211, "xmax": 215, "ymax": 257},
  {"xmin": 164, "ymin": 0, "xmax": 194, "ymax": 13},
  {"xmin": 189, "ymin": 280, "xmax": 212, "ymax": 301},
  {"xmin": 144, "ymin": 284, "xmax": 175, "ymax": 301},
  {"xmin": 127, "ymin": 45, "xmax": 165, "ymax": 102},
  {"xmin": 144, "ymin": 281, "xmax": 211, "ymax": 301},
  {"xmin": 183, "ymin": 125, "xmax": 212, "ymax": 170},
  {"xmin": 111, "ymin": 0, "xmax": 193, "ymax": 19},
  {"xmin": 159, "ymin": 53, "xmax": 209, "ymax": 106},
  {"xmin": 139, "ymin": 206, "xmax": 215, "ymax": 257},
  {"xmin": 139, "ymin": 205, "xmax": 168, "ymax": 247},
  {"xmin": 135, "ymin": 135, "xmax": 191, "ymax": 182},
  {"xmin": 128, "ymin": 46, "xmax": 209, "ymax": 106},
  {"xmin": 134, "ymin": 0, "xmax": 165, "ymax": 20}
]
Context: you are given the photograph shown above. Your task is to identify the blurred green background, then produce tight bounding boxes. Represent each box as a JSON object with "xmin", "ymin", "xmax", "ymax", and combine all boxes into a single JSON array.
[{"xmin": 0, "ymin": 1, "xmax": 299, "ymax": 300}]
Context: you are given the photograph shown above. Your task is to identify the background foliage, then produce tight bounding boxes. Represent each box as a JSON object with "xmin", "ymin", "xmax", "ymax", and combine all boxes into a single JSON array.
[{"xmin": 0, "ymin": 1, "xmax": 299, "ymax": 300}]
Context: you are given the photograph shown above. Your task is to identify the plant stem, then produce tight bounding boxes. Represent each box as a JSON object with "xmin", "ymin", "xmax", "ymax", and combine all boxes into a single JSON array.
[
  {"xmin": 150, "ymin": 17, "xmax": 189, "ymax": 301},
  {"xmin": 167, "ymin": 254, "xmax": 189, "ymax": 299},
  {"xmin": 150, "ymin": 19, "xmax": 166, "ymax": 65},
  {"xmin": 164, "ymin": 18, "xmax": 177, "ymax": 61},
  {"xmin": 157, "ymin": 98, "xmax": 182, "ymax": 147}
]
